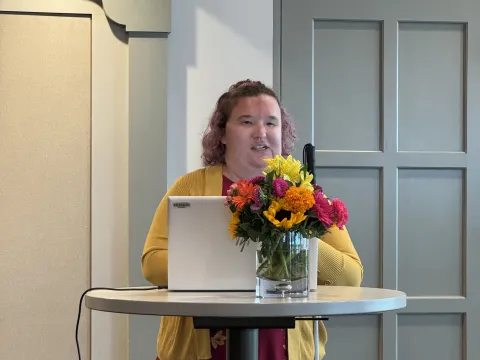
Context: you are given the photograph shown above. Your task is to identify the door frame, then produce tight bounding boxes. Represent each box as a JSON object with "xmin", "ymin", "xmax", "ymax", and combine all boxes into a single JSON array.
[{"xmin": 273, "ymin": 0, "xmax": 283, "ymax": 97}]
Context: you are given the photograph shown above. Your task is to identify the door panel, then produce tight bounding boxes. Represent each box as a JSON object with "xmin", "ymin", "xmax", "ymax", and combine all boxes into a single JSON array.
[
  {"xmin": 280, "ymin": 0, "xmax": 480, "ymax": 359},
  {"xmin": 324, "ymin": 315, "xmax": 380, "ymax": 360},
  {"xmin": 398, "ymin": 314, "xmax": 463, "ymax": 360},
  {"xmin": 317, "ymin": 168, "xmax": 381, "ymax": 289},
  {"xmin": 398, "ymin": 169, "xmax": 464, "ymax": 297},
  {"xmin": 314, "ymin": 20, "xmax": 382, "ymax": 151},
  {"xmin": 398, "ymin": 22, "xmax": 465, "ymax": 152}
]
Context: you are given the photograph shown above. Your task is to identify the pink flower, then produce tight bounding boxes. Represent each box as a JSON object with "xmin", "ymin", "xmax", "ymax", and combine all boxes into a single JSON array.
[
  {"xmin": 226, "ymin": 183, "xmax": 238, "ymax": 196},
  {"xmin": 249, "ymin": 176, "xmax": 265, "ymax": 184},
  {"xmin": 224, "ymin": 196, "xmax": 232, "ymax": 206},
  {"xmin": 250, "ymin": 187, "xmax": 263, "ymax": 211},
  {"xmin": 313, "ymin": 192, "xmax": 326, "ymax": 204},
  {"xmin": 312, "ymin": 193, "xmax": 335, "ymax": 227},
  {"xmin": 332, "ymin": 198, "xmax": 348, "ymax": 229},
  {"xmin": 272, "ymin": 178, "xmax": 289, "ymax": 198}
]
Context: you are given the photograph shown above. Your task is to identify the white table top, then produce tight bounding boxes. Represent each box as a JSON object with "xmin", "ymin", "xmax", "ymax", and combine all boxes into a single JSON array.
[{"xmin": 85, "ymin": 286, "xmax": 406, "ymax": 317}]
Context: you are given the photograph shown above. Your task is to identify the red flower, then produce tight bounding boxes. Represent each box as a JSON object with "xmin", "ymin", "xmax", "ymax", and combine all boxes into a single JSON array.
[{"xmin": 332, "ymin": 198, "xmax": 348, "ymax": 229}]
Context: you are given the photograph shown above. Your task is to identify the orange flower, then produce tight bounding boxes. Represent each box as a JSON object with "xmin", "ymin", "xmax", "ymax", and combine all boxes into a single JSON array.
[
  {"xmin": 283, "ymin": 186, "xmax": 315, "ymax": 214},
  {"xmin": 231, "ymin": 180, "xmax": 256, "ymax": 210}
]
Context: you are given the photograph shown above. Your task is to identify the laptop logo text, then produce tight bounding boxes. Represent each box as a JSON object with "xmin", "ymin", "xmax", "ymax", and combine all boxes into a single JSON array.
[{"xmin": 173, "ymin": 202, "xmax": 191, "ymax": 209}]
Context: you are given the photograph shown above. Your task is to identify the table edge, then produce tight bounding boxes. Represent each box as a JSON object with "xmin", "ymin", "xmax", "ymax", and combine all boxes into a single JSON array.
[{"xmin": 85, "ymin": 289, "xmax": 407, "ymax": 317}]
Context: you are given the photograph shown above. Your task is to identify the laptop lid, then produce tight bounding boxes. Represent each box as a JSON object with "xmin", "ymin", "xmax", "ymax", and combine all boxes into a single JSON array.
[{"xmin": 167, "ymin": 196, "xmax": 257, "ymax": 291}]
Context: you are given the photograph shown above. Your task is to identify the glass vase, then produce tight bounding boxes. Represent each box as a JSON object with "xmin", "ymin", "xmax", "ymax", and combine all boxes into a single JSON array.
[{"xmin": 255, "ymin": 231, "xmax": 309, "ymax": 298}]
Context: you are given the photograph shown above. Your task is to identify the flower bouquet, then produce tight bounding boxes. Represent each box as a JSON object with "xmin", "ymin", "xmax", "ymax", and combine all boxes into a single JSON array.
[{"xmin": 225, "ymin": 155, "xmax": 349, "ymax": 298}]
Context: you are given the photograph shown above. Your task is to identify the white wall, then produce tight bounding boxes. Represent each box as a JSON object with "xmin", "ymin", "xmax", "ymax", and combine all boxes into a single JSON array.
[{"xmin": 166, "ymin": 0, "xmax": 274, "ymax": 186}]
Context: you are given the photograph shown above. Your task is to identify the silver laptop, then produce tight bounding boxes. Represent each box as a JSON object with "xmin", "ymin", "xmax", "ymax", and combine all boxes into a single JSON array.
[{"xmin": 167, "ymin": 196, "xmax": 257, "ymax": 291}]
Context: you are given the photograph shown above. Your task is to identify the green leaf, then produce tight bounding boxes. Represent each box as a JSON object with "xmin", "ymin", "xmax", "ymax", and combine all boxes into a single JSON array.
[
  {"xmin": 258, "ymin": 187, "xmax": 268, "ymax": 205},
  {"xmin": 265, "ymin": 170, "xmax": 275, "ymax": 184}
]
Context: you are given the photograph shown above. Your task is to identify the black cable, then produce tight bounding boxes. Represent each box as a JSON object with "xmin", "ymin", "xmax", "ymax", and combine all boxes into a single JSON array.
[
  {"xmin": 76, "ymin": 285, "xmax": 167, "ymax": 360},
  {"xmin": 76, "ymin": 286, "xmax": 328, "ymax": 360}
]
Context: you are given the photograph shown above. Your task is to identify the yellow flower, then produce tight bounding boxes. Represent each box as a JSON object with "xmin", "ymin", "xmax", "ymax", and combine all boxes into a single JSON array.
[
  {"xmin": 263, "ymin": 155, "xmax": 284, "ymax": 175},
  {"xmin": 298, "ymin": 171, "xmax": 314, "ymax": 191},
  {"xmin": 228, "ymin": 211, "xmax": 240, "ymax": 238},
  {"xmin": 263, "ymin": 200, "xmax": 307, "ymax": 230},
  {"xmin": 263, "ymin": 155, "xmax": 302, "ymax": 183},
  {"xmin": 283, "ymin": 186, "xmax": 315, "ymax": 214}
]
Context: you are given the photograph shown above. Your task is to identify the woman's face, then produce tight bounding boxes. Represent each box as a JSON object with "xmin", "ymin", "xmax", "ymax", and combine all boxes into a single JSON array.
[{"xmin": 222, "ymin": 94, "xmax": 282, "ymax": 179}]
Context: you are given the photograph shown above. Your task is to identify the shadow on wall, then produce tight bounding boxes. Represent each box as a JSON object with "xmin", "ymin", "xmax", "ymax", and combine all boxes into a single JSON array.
[
  {"xmin": 167, "ymin": 0, "xmax": 273, "ymax": 182},
  {"xmin": 83, "ymin": 0, "xmax": 128, "ymax": 44},
  {"xmin": 85, "ymin": 0, "xmax": 103, "ymax": 6}
]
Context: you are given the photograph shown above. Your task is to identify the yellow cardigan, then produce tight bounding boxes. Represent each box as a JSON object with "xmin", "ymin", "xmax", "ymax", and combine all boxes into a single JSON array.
[{"xmin": 142, "ymin": 165, "xmax": 363, "ymax": 360}]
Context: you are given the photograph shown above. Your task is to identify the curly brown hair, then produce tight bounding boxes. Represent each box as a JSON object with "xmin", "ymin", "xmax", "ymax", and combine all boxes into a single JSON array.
[{"xmin": 201, "ymin": 79, "xmax": 297, "ymax": 166}]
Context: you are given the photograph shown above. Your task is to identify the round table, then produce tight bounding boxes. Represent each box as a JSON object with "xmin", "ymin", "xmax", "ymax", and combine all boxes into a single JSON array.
[{"xmin": 85, "ymin": 286, "xmax": 406, "ymax": 360}]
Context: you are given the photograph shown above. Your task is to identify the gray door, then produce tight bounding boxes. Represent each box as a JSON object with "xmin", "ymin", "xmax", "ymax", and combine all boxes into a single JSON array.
[{"xmin": 279, "ymin": 0, "xmax": 480, "ymax": 359}]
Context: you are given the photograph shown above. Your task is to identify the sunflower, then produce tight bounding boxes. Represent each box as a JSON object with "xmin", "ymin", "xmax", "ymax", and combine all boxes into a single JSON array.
[
  {"xmin": 228, "ymin": 211, "xmax": 240, "ymax": 238},
  {"xmin": 263, "ymin": 200, "xmax": 307, "ymax": 230}
]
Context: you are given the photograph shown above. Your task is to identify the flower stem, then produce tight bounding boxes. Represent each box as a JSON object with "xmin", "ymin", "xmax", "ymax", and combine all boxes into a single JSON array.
[
  {"xmin": 280, "ymin": 249, "xmax": 290, "ymax": 278},
  {"xmin": 256, "ymin": 258, "xmax": 269, "ymax": 276}
]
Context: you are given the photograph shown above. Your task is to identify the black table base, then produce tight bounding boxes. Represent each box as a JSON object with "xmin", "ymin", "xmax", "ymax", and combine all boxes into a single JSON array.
[
  {"xmin": 193, "ymin": 316, "xmax": 297, "ymax": 329},
  {"xmin": 226, "ymin": 328, "xmax": 258, "ymax": 360}
]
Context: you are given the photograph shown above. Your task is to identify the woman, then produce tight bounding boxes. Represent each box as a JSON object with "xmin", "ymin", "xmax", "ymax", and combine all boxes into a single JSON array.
[{"xmin": 142, "ymin": 80, "xmax": 363, "ymax": 360}]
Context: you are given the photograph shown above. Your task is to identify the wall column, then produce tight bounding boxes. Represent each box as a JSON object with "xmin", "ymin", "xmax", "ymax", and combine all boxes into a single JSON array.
[{"xmin": 101, "ymin": 1, "xmax": 171, "ymax": 359}]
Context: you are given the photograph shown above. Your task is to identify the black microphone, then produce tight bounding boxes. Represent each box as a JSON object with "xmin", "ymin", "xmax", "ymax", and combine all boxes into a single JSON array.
[{"xmin": 303, "ymin": 143, "xmax": 316, "ymax": 185}]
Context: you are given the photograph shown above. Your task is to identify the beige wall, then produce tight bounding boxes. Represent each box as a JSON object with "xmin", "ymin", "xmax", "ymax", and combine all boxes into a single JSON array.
[
  {"xmin": 0, "ymin": 13, "xmax": 91, "ymax": 360},
  {"xmin": 0, "ymin": 2, "xmax": 134, "ymax": 359}
]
